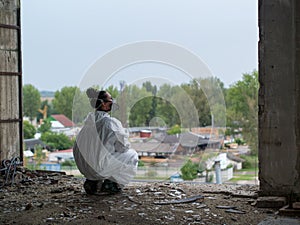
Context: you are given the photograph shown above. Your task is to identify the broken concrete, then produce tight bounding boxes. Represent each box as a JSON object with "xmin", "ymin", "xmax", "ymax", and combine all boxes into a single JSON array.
[{"xmin": 256, "ymin": 196, "xmax": 287, "ymax": 209}]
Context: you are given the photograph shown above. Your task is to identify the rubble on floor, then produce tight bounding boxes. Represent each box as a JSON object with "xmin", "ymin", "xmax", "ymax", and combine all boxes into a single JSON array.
[{"xmin": 0, "ymin": 167, "xmax": 298, "ymax": 224}]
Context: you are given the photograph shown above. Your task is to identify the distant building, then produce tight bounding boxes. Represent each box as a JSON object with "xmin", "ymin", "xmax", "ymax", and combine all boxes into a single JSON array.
[
  {"xmin": 24, "ymin": 138, "xmax": 47, "ymax": 151},
  {"xmin": 50, "ymin": 114, "xmax": 75, "ymax": 128},
  {"xmin": 49, "ymin": 114, "xmax": 79, "ymax": 137},
  {"xmin": 48, "ymin": 149, "xmax": 74, "ymax": 162}
]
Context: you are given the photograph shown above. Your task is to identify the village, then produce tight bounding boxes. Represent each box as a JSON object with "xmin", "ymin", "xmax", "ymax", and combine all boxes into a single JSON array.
[{"xmin": 23, "ymin": 112, "xmax": 250, "ymax": 185}]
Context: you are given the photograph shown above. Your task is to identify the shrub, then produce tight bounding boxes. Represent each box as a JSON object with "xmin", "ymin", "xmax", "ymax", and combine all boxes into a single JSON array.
[
  {"xmin": 240, "ymin": 155, "xmax": 258, "ymax": 169},
  {"xmin": 23, "ymin": 121, "xmax": 36, "ymax": 139},
  {"xmin": 180, "ymin": 159, "xmax": 198, "ymax": 180},
  {"xmin": 235, "ymin": 138, "xmax": 245, "ymax": 145},
  {"xmin": 41, "ymin": 131, "xmax": 74, "ymax": 150},
  {"xmin": 138, "ymin": 160, "xmax": 145, "ymax": 167},
  {"xmin": 61, "ymin": 160, "xmax": 76, "ymax": 167}
]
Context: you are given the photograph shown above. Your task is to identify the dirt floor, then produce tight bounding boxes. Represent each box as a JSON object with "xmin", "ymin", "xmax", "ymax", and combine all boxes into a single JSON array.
[{"xmin": 0, "ymin": 168, "xmax": 295, "ymax": 225}]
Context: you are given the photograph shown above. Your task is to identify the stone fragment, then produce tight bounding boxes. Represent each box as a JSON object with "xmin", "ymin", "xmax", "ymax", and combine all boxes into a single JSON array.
[
  {"xmin": 225, "ymin": 208, "xmax": 246, "ymax": 214},
  {"xmin": 256, "ymin": 196, "xmax": 286, "ymax": 208}
]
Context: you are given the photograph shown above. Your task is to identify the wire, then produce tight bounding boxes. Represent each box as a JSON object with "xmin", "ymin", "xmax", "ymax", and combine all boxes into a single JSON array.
[{"xmin": 0, "ymin": 156, "xmax": 22, "ymax": 188}]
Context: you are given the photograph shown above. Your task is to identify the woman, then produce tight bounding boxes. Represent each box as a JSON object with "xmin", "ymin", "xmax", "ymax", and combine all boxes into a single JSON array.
[{"xmin": 73, "ymin": 88, "xmax": 138, "ymax": 194}]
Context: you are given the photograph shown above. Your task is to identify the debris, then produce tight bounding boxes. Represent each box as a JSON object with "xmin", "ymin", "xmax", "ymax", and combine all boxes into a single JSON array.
[
  {"xmin": 0, "ymin": 176, "xmax": 277, "ymax": 224},
  {"xmin": 153, "ymin": 195, "xmax": 204, "ymax": 205},
  {"xmin": 25, "ymin": 203, "xmax": 33, "ymax": 210},
  {"xmin": 216, "ymin": 205, "xmax": 237, "ymax": 209},
  {"xmin": 225, "ymin": 208, "xmax": 246, "ymax": 214}
]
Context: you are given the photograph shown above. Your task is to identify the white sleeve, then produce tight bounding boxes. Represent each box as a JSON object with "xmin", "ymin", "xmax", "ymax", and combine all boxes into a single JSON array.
[{"xmin": 100, "ymin": 118, "xmax": 130, "ymax": 153}]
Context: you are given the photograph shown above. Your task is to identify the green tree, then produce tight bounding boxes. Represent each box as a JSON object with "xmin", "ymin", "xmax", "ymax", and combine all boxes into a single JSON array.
[
  {"xmin": 126, "ymin": 85, "xmax": 152, "ymax": 127},
  {"xmin": 181, "ymin": 77, "xmax": 226, "ymax": 128},
  {"xmin": 72, "ymin": 89, "xmax": 90, "ymax": 124},
  {"xmin": 41, "ymin": 132, "xmax": 74, "ymax": 150},
  {"xmin": 226, "ymin": 70, "xmax": 258, "ymax": 155},
  {"xmin": 52, "ymin": 86, "xmax": 78, "ymax": 120},
  {"xmin": 23, "ymin": 84, "xmax": 41, "ymax": 123},
  {"xmin": 129, "ymin": 96, "xmax": 152, "ymax": 127},
  {"xmin": 34, "ymin": 145, "xmax": 46, "ymax": 167},
  {"xmin": 180, "ymin": 159, "xmax": 198, "ymax": 180},
  {"xmin": 106, "ymin": 85, "xmax": 119, "ymax": 98},
  {"xmin": 37, "ymin": 119, "xmax": 51, "ymax": 133},
  {"xmin": 157, "ymin": 84, "xmax": 181, "ymax": 127},
  {"xmin": 155, "ymin": 97, "xmax": 180, "ymax": 127},
  {"xmin": 181, "ymin": 80, "xmax": 210, "ymax": 127},
  {"xmin": 167, "ymin": 124, "xmax": 181, "ymax": 135},
  {"xmin": 23, "ymin": 120, "xmax": 36, "ymax": 139}
]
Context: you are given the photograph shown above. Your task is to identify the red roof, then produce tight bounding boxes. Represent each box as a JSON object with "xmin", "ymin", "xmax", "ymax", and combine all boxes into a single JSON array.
[{"xmin": 51, "ymin": 114, "xmax": 75, "ymax": 127}]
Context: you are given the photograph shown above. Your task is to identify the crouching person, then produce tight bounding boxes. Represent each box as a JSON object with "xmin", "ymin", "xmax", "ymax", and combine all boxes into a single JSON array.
[{"xmin": 73, "ymin": 88, "xmax": 138, "ymax": 194}]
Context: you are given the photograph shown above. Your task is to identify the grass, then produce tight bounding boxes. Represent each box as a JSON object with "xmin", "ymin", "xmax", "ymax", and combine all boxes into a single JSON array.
[
  {"xmin": 230, "ymin": 174, "xmax": 256, "ymax": 182},
  {"xmin": 239, "ymin": 167, "xmax": 258, "ymax": 172},
  {"xmin": 229, "ymin": 167, "xmax": 258, "ymax": 182}
]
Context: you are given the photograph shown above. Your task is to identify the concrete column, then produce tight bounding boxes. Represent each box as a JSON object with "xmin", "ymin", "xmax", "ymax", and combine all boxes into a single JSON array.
[
  {"xmin": 0, "ymin": 0, "xmax": 22, "ymax": 161},
  {"xmin": 259, "ymin": 0, "xmax": 300, "ymax": 196},
  {"xmin": 214, "ymin": 160, "xmax": 222, "ymax": 184}
]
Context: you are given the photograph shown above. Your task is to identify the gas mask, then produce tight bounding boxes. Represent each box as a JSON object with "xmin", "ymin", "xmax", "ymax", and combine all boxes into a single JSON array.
[{"xmin": 110, "ymin": 99, "xmax": 119, "ymax": 113}]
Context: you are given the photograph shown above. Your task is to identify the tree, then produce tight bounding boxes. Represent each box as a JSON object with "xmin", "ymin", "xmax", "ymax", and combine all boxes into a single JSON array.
[
  {"xmin": 52, "ymin": 86, "xmax": 78, "ymax": 120},
  {"xmin": 181, "ymin": 77, "xmax": 226, "ymax": 128},
  {"xmin": 23, "ymin": 121, "xmax": 36, "ymax": 139},
  {"xmin": 72, "ymin": 89, "xmax": 91, "ymax": 124},
  {"xmin": 126, "ymin": 85, "xmax": 152, "ymax": 127},
  {"xmin": 167, "ymin": 124, "xmax": 181, "ymax": 135},
  {"xmin": 180, "ymin": 159, "xmax": 198, "ymax": 180},
  {"xmin": 106, "ymin": 85, "xmax": 119, "ymax": 98},
  {"xmin": 226, "ymin": 70, "xmax": 258, "ymax": 155},
  {"xmin": 34, "ymin": 145, "xmax": 46, "ymax": 167},
  {"xmin": 23, "ymin": 84, "xmax": 41, "ymax": 123},
  {"xmin": 181, "ymin": 80, "xmax": 211, "ymax": 127},
  {"xmin": 157, "ymin": 84, "xmax": 182, "ymax": 127},
  {"xmin": 40, "ymin": 132, "xmax": 74, "ymax": 150},
  {"xmin": 129, "ymin": 96, "xmax": 152, "ymax": 127},
  {"xmin": 37, "ymin": 119, "xmax": 51, "ymax": 133}
]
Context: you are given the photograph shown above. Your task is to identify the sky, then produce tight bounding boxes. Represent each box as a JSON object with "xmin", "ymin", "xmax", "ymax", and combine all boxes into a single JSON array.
[{"xmin": 21, "ymin": 0, "xmax": 258, "ymax": 92}]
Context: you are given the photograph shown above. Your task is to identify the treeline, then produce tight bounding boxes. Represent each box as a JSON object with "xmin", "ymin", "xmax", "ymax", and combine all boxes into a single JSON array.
[{"xmin": 23, "ymin": 70, "xmax": 258, "ymax": 154}]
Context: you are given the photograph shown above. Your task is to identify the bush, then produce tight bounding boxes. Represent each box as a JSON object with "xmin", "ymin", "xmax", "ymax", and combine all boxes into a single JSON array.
[
  {"xmin": 41, "ymin": 131, "xmax": 74, "ymax": 150},
  {"xmin": 180, "ymin": 159, "xmax": 198, "ymax": 180},
  {"xmin": 235, "ymin": 138, "xmax": 245, "ymax": 145},
  {"xmin": 240, "ymin": 155, "xmax": 258, "ymax": 169},
  {"xmin": 37, "ymin": 119, "xmax": 51, "ymax": 133},
  {"xmin": 61, "ymin": 160, "xmax": 76, "ymax": 167},
  {"xmin": 138, "ymin": 160, "xmax": 145, "ymax": 167},
  {"xmin": 167, "ymin": 125, "xmax": 181, "ymax": 135},
  {"xmin": 23, "ymin": 121, "xmax": 36, "ymax": 139}
]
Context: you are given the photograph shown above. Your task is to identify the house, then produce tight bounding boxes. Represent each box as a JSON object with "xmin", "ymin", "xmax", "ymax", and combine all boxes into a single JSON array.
[
  {"xmin": 49, "ymin": 114, "xmax": 79, "ymax": 137},
  {"xmin": 50, "ymin": 114, "xmax": 75, "ymax": 128},
  {"xmin": 226, "ymin": 152, "xmax": 245, "ymax": 170},
  {"xmin": 24, "ymin": 138, "xmax": 47, "ymax": 151},
  {"xmin": 130, "ymin": 141, "xmax": 179, "ymax": 158},
  {"xmin": 173, "ymin": 132, "xmax": 222, "ymax": 155},
  {"xmin": 48, "ymin": 149, "xmax": 74, "ymax": 162},
  {"xmin": 128, "ymin": 126, "xmax": 166, "ymax": 138}
]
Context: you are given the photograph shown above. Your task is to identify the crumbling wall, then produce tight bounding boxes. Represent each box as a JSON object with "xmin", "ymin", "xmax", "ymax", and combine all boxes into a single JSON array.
[
  {"xmin": 0, "ymin": 0, "xmax": 22, "ymax": 161},
  {"xmin": 259, "ymin": 0, "xmax": 300, "ymax": 196}
]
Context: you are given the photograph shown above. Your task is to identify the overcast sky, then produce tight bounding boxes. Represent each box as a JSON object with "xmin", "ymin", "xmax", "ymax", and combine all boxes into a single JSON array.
[{"xmin": 21, "ymin": 0, "xmax": 258, "ymax": 91}]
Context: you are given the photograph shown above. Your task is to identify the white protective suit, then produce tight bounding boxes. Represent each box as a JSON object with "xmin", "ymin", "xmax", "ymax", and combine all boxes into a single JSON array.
[{"xmin": 73, "ymin": 111, "xmax": 138, "ymax": 187}]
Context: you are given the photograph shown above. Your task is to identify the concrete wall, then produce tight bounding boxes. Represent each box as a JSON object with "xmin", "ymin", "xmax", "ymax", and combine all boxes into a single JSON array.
[
  {"xmin": 0, "ymin": 0, "xmax": 22, "ymax": 161},
  {"xmin": 259, "ymin": 0, "xmax": 300, "ymax": 196}
]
